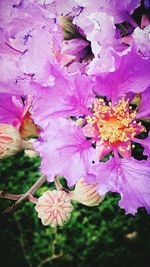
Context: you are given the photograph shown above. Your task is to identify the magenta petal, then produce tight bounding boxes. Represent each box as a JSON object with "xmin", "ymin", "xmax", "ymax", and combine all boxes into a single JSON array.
[
  {"xmin": 94, "ymin": 47, "xmax": 150, "ymax": 101},
  {"xmin": 19, "ymin": 26, "xmax": 59, "ymax": 87},
  {"xmin": 32, "ymin": 73, "xmax": 95, "ymax": 128},
  {"xmin": 35, "ymin": 119, "xmax": 97, "ymax": 186},
  {"xmin": 118, "ymin": 158, "xmax": 150, "ymax": 214},
  {"xmin": 0, "ymin": 94, "xmax": 24, "ymax": 129},
  {"xmin": 89, "ymin": 157, "xmax": 150, "ymax": 214}
]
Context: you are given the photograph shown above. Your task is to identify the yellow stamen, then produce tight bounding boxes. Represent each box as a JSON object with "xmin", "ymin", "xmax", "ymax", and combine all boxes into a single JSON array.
[{"xmin": 86, "ymin": 98, "xmax": 145, "ymax": 147}]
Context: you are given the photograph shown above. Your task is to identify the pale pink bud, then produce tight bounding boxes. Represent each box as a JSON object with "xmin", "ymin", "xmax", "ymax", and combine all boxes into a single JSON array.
[
  {"xmin": 0, "ymin": 124, "xmax": 22, "ymax": 158},
  {"xmin": 35, "ymin": 190, "xmax": 74, "ymax": 227},
  {"xmin": 71, "ymin": 178, "xmax": 104, "ymax": 206}
]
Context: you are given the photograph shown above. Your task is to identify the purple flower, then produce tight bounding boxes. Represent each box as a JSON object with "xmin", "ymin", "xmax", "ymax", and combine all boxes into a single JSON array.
[{"xmin": 33, "ymin": 46, "xmax": 150, "ymax": 214}]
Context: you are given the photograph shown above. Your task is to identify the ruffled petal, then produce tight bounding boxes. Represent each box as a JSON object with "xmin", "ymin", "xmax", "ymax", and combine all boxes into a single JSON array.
[
  {"xmin": 133, "ymin": 25, "xmax": 150, "ymax": 58},
  {"xmin": 94, "ymin": 47, "xmax": 150, "ymax": 101},
  {"xmin": 35, "ymin": 118, "xmax": 97, "ymax": 186},
  {"xmin": 89, "ymin": 157, "xmax": 150, "ymax": 214},
  {"xmin": 74, "ymin": 0, "xmax": 141, "ymax": 24},
  {"xmin": 32, "ymin": 73, "xmax": 95, "ymax": 128}
]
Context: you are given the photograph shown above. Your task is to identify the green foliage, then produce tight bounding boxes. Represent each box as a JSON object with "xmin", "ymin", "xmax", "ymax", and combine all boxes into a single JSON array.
[{"xmin": 0, "ymin": 153, "xmax": 150, "ymax": 267}]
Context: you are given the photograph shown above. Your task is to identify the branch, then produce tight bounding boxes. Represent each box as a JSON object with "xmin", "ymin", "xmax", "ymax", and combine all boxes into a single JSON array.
[
  {"xmin": 0, "ymin": 191, "xmax": 21, "ymax": 201},
  {"xmin": 0, "ymin": 174, "xmax": 47, "ymax": 214},
  {"xmin": 0, "ymin": 191, "xmax": 37, "ymax": 203}
]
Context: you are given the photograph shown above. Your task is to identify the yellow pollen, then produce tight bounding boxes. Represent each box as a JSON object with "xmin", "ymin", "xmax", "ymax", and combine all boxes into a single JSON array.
[{"xmin": 86, "ymin": 98, "xmax": 145, "ymax": 146}]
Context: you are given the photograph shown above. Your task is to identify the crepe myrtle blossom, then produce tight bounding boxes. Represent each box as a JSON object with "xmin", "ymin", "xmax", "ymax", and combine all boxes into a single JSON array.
[
  {"xmin": 58, "ymin": 11, "xmax": 135, "ymax": 74},
  {"xmin": 57, "ymin": 3, "xmax": 142, "ymax": 74},
  {"xmin": 0, "ymin": 0, "xmax": 142, "ymax": 81},
  {"xmin": 33, "ymin": 47, "xmax": 150, "ymax": 214},
  {"xmin": 71, "ymin": 0, "xmax": 141, "ymax": 73},
  {"xmin": 0, "ymin": 0, "xmax": 90, "ymax": 86},
  {"xmin": 0, "ymin": 0, "xmax": 143, "ymax": 84}
]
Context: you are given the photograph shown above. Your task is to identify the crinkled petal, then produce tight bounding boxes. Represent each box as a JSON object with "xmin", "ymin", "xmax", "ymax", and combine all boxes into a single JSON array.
[
  {"xmin": 20, "ymin": 25, "xmax": 62, "ymax": 87},
  {"xmin": 89, "ymin": 157, "xmax": 150, "ymax": 214},
  {"xmin": 74, "ymin": 0, "xmax": 141, "ymax": 24},
  {"xmin": 133, "ymin": 25, "xmax": 150, "ymax": 58},
  {"xmin": 94, "ymin": 47, "xmax": 150, "ymax": 101},
  {"xmin": 32, "ymin": 73, "xmax": 95, "ymax": 128},
  {"xmin": 34, "ymin": 119, "xmax": 97, "ymax": 186}
]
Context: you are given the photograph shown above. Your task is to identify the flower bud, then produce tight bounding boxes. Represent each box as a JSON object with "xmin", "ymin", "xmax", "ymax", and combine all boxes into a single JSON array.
[
  {"xmin": 0, "ymin": 124, "xmax": 22, "ymax": 158},
  {"xmin": 71, "ymin": 178, "xmax": 104, "ymax": 206},
  {"xmin": 35, "ymin": 190, "xmax": 74, "ymax": 227}
]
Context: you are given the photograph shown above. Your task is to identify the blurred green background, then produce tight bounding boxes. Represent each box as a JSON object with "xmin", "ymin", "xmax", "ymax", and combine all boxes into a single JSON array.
[{"xmin": 0, "ymin": 152, "xmax": 150, "ymax": 267}]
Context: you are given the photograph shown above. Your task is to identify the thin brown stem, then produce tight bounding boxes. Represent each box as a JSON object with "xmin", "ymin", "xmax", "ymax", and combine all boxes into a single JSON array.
[
  {"xmin": 1, "ymin": 174, "xmax": 47, "ymax": 214},
  {"xmin": 0, "ymin": 191, "xmax": 37, "ymax": 203},
  {"xmin": 0, "ymin": 191, "xmax": 21, "ymax": 201}
]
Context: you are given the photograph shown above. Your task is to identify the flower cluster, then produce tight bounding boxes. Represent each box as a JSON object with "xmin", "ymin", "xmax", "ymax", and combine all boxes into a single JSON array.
[{"xmin": 0, "ymin": 0, "xmax": 150, "ymax": 226}]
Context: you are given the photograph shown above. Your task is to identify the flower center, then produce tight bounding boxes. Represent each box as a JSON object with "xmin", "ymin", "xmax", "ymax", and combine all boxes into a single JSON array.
[{"xmin": 85, "ymin": 98, "xmax": 145, "ymax": 147}]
